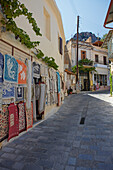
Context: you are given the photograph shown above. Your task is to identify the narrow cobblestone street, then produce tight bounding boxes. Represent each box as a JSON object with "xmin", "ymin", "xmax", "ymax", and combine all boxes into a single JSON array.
[{"xmin": 1, "ymin": 91, "xmax": 113, "ymax": 170}]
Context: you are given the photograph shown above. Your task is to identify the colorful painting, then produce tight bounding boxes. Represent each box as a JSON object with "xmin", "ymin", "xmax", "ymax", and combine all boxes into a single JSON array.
[
  {"xmin": 0, "ymin": 53, "xmax": 4, "ymax": 83},
  {"xmin": 2, "ymin": 83, "xmax": 15, "ymax": 99},
  {"xmin": 4, "ymin": 54, "xmax": 18, "ymax": 83},
  {"xmin": 8, "ymin": 103, "xmax": 19, "ymax": 141},
  {"xmin": 18, "ymin": 102, "xmax": 26, "ymax": 133},
  {"xmin": 0, "ymin": 105, "xmax": 9, "ymax": 142},
  {"xmin": 17, "ymin": 60, "xmax": 27, "ymax": 84},
  {"xmin": 15, "ymin": 86, "xmax": 24, "ymax": 101}
]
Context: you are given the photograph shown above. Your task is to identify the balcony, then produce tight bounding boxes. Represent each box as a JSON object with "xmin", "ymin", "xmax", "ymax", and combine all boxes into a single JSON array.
[{"xmin": 94, "ymin": 62, "xmax": 108, "ymax": 69}]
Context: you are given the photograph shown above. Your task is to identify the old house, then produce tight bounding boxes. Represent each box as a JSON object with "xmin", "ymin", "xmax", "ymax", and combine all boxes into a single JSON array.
[{"xmin": 66, "ymin": 37, "xmax": 109, "ymax": 91}]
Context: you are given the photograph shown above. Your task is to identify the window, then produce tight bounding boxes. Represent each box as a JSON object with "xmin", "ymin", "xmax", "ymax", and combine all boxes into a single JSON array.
[
  {"xmin": 103, "ymin": 56, "xmax": 107, "ymax": 65},
  {"xmin": 81, "ymin": 50, "xmax": 86, "ymax": 59},
  {"xmin": 44, "ymin": 8, "xmax": 51, "ymax": 40},
  {"xmin": 59, "ymin": 37, "xmax": 63, "ymax": 55},
  {"xmin": 95, "ymin": 55, "xmax": 98, "ymax": 62}
]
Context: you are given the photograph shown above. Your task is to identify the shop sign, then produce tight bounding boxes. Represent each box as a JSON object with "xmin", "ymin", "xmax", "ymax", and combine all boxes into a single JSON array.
[{"xmin": 33, "ymin": 62, "xmax": 40, "ymax": 79}]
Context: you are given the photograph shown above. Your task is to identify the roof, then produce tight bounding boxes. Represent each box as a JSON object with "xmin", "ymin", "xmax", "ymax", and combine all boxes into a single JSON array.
[
  {"xmin": 65, "ymin": 69, "xmax": 76, "ymax": 75},
  {"xmin": 93, "ymin": 40, "xmax": 103, "ymax": 47},
  {"xmin": 104, "ymin": 0, "xmax": 113, "ymax": 29}
]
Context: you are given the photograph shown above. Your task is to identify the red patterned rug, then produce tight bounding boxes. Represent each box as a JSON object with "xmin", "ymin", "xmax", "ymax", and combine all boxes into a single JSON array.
[
  {"xmin": 18, "ymin": 102, "xmax": 26, "ymax": 133},
  {"xmin": 25, "ymin": 102, "xmax": 33, "ymax": 130},
  {"xmin": 8, "ymin": 103, "xmax": 19, "ymax": 141},
  {"xmin": 0, "ymin": 105, "xmax": 9, "ymax": 142}
]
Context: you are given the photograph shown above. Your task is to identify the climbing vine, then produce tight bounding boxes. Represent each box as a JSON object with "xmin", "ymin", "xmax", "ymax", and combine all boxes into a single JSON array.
[
  {"xmin": 0, "ymin": 0, "xmax": 42, "ymax": 48},
  {"xmin": 35, "ymin": 50, "xmax": 58, "ymax": 70},
  {"xmin": 0, "ymin": 0, "xmax": 59, "ymax": 70}
]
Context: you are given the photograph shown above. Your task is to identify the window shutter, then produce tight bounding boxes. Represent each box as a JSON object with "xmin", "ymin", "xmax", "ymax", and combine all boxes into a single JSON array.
[{"xmin": 59, "ymin": 37, "xmax": 62, "ymax": 55}]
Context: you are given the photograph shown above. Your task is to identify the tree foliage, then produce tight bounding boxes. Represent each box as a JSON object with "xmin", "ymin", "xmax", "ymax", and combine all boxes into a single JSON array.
[{"xmin": 72, "ymin": 59, "xmax": 96, "ymax": 73}]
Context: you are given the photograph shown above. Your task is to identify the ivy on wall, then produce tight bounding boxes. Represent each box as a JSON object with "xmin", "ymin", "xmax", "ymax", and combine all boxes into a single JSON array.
[
  {"xmin": 35, "ymin": 50, "xmax": 58, "ymax": 70},
  {"xmin": 0, "ymin": 0, "xmax": 41, "ymax": 49},
  {"xmin": 0, "ymin": 0, "xmax": 59, "ymax": 70}
]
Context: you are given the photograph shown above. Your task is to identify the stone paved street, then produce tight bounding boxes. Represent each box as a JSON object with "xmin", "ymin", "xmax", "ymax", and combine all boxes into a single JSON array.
[{"xmin": 1, "ymin": 90, "xmax": 113, "ymax": 170}]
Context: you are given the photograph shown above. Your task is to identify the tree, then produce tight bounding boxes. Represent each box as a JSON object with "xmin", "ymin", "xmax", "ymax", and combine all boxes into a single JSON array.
[
  {"xmin": 72, "ymin": 59, "xmax": 96, "ymax": 73},
  {"xmin": 101, "ymin": 34, "xmax": 107, "ymax": 42}
]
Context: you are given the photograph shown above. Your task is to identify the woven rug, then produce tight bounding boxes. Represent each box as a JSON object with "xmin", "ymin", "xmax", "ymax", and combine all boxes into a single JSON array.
[
  {"xmin": 0, "ymin": 105, "xmax": 9, "ymax": 142},
  {"xmin": 8, "ymin": 103, "xmax": 19, "ymax": 141},
  {"xmin": 18, "ymin": 102, "xmax": 26, "ymax": 133},
  {"xmin": 25, "ymin": 102, "xmax": 33, "ymax": 130}
]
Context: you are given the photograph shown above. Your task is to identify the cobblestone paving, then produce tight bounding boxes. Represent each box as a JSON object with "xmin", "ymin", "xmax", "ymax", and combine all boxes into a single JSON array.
[{"xmin": 0, "ymin": 91, "xmax": 113, "ymax": 170}]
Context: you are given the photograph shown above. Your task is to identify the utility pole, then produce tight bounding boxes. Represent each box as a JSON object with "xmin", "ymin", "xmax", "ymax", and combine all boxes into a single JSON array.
[{"xmin": 76, "ymin": 15, "xmax": 79, "ymax": 84}]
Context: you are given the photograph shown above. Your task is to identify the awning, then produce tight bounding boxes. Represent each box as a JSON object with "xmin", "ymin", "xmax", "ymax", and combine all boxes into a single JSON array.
[{"xmin": 104, "ymin": 0, "xmax": 113, "ymax": 29}]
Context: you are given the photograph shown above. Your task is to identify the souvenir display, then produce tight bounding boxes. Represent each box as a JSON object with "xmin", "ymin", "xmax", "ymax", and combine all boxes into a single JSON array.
[
  {"xmin": 18, "ymin": 102, "xmax": 26, "ymax": 133},
  {"xmin": 0, "ymin": 105, "xmax": 9, "ymax": 142},
  {"xmin": 4, "ymin": 54, "xmax": 18, "ymax": 83},
  {"xmin": 8, "ymin": 103, "xmax": 19, "ymax": 141},
  {"xmin": 17, "ymin": 60, "xmax": 27, "ymax": 84}
]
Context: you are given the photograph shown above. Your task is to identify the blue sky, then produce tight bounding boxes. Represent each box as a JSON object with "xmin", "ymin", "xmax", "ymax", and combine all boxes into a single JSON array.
[{"xmin": 55, "ymin": 0, "xmax": 111, "ymax": 40}]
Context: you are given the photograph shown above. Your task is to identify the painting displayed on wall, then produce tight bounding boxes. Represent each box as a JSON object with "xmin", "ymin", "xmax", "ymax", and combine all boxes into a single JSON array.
[
  {"xmin": 15, "ymin": 86, "xmax": 24, "ymax": 101},
  {"xmin": 4, "ymin": 54, "xmax": 18, "ymax": 83}
]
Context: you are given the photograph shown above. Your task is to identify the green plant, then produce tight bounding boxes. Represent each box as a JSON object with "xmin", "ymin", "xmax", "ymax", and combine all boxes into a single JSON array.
[
  {"xmin": 72, "ymin": 59, "xmax": 96, "ymax": 73},
  {"xmin": 0, "ymin": 0, "xmax": 42, "ymax": 48}
]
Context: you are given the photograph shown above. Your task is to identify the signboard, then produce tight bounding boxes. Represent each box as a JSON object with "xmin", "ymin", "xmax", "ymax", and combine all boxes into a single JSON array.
[{"xmin": 33, "ymin": 62, "xmax": 40, "ymax": 79}]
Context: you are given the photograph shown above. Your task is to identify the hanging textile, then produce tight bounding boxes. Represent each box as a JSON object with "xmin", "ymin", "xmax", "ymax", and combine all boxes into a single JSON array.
[
  {"xmin": 0, "ymin": 53, "xmax": 4, "ymax": 83},
  {"xmin": 0, "ymin": 105, "xmax": 9, "ymax": 142},
  {"xmin": 32, "ymin": 62, "xmax": 40, "ymax": 79},
  {"xmin": 25, "ymin": 102, "xmax": 33, "ymax": 130},
  {"xmin": 18, "ymin": 102, "xmax": 26, "ymax": 133},
  {"xmin": 26, "ymin": 60, "xmax": 31, "ymax": 109},
  {"xmin": 40, "ymin": 64, "xmax": 45, "ymax": 77},
  {"xmin": 15, "ymin": 86, "xmax": 24, "ymax": 101},
  {"xmin": 4, "ymin": 54, "xmax": 18, "ymax": 83},
  {"xmin": 8, "ymin": 103, "xmax": 19, "ymax": 141},
  {"xmin": 0, "ymin": 85, "xmax": 2, "ymax": 111},
  {"xmin": 17, "ymin": 60, "xmax": 27, "ymax": 84},
  {"xmin": 56, "ymin": 72, "xmax": 61, "ymax": 93},
  {"xmin": 39, "ymin": 83, "xmax": 46, "ymax": 114},
  {"xmin": 2, "ymin": 83, "xmax": 15, "ymax": 99},
  {"xmin": 35, "ymin": 84, "xmax": 40, "ymax": 100}
]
